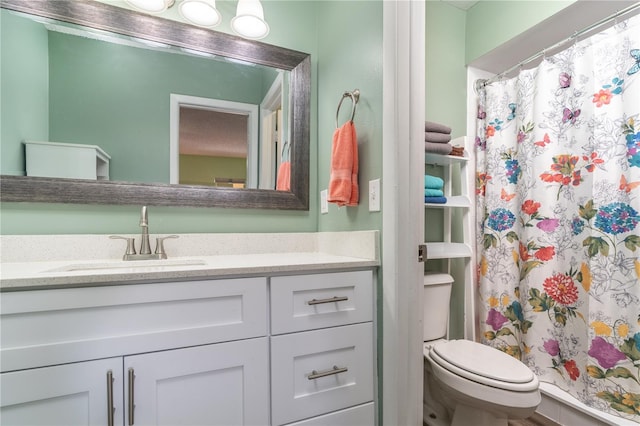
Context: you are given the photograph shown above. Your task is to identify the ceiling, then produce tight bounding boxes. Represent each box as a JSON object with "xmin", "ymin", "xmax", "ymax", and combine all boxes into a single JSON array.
[
  {"xmin": 441, "ymin": 1, "xmax": 479, "ymax": 11},
  {"xmin": 179, "ymin": 107, "xmax": 248, "ymax": 158},
  {"xmin": 469, "ymin": 0, "xmax": 640, "ymax": 74}
]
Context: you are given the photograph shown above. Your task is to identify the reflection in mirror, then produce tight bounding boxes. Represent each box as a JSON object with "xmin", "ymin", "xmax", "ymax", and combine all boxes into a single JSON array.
[
  {"xmin": 170, "ymin": 95, "xmax": 258, "ymax": 188},
  {"xmin": 0, "ymin": 0, "xmax": 310, "ymax": 210},
  {"xmin": 2, "ymin": 9, "xmax": 287, "ymax": 189},
  {"xmin": 179, "ymin": 106, "xmax": 250, "ymax": 188}
]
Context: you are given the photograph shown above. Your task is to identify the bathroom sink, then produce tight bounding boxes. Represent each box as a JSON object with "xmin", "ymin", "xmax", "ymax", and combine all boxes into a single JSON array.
[{"xmin": 45, "ymin": 258, "xmax": 207, "ymax": 273}]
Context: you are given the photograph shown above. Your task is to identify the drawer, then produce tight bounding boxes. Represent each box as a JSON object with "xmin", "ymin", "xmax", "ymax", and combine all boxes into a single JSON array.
[
  {"xmin": 1, "ymin": 278, "xmax": 267, "ymax": 372},
  {"xmin": 284, "ymin": 402, "xmax": 375, "ymax": 426},
  {"xmin": 271, "ymin": 323, "xmax": 374, "ymax": 425},
  {"xmin": 270, "ymin": 270, "xmax": 373, "ymax": 334}
]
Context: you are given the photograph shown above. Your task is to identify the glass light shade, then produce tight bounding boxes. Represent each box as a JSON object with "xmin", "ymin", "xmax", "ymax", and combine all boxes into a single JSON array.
[
  {"xmin": 179, "ymin": 0, "xmax": 222, "ymax": 28},
  {"xmin": 231, "ymin": 0, "xmax": 270, "ymax": 40},
  {"xmin": 126, "ymin": 0, "xmax": 174, "ymax": 14}
]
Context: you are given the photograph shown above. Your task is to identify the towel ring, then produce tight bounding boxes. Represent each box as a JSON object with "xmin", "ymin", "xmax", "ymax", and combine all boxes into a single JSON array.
[{"xmin": 335, "ymin": 89, "xmax": 360, "ymax": 128}]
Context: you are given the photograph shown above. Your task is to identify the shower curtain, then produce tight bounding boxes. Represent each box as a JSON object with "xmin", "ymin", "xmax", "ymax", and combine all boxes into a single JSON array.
[{"xmin": 475, "ymin": 14, "xmax": 640, "ymax": 422}]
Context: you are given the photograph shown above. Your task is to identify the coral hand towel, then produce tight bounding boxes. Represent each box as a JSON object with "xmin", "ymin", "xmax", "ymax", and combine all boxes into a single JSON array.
[
  {"xmin": 328, "ymin": 121, "xmax": 358, "ymax": 206},
  {"xmin": 276, "ymin": 161, "xmax": 291, "ymax": 191}
]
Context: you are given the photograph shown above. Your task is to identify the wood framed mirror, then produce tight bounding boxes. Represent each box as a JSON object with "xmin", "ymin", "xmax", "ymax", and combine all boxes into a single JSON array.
[{"xmin": 0, "ymin": 0, "xmax": 310, "ymax": 210}]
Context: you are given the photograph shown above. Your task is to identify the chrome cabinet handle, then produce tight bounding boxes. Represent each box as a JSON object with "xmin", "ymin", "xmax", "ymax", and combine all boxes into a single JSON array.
[
  {"xmin": 307, "ymin": 296, "xmax": 348, "ymax": 305},
  {"xmin": 308, "ymin": 365, "xmax": 348, "ymax": 380},
  {"xmin": 106, "ymin": 370, "xmax": 114, "ymax": 426},
  {"xmin": 128, "ymin": 368, "xmax": 135, "ymax": 426}
]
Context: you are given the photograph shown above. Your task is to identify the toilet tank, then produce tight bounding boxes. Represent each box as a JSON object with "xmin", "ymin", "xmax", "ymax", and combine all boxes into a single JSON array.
[{"xmin": 423, "ymin": 272, "xmax": 453, "ymax": 342}]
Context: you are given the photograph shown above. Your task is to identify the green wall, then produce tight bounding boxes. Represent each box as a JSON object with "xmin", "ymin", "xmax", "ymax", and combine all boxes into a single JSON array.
[
  {"xmin": 1, "ymin": 13, "xmax": 271, "ymax": 184},
  {"xmin": 179, "ymin": 154, "xmax": 246, "ymax": 186},
  {"xmin": 425, "ymin": 2, "xmax": 467, "ymax": 139},
  {"xmin": 465, "ymin": 0, "xmax": 575, "ymax": 64},
  {"xmin": 47, "ymin": 31, "xmax": 267, "ymax": 184},
  {"xmin": 425, "ymin": 1, "xmax": 467, "ymax": 340},
  {"xmin": 0, "ymin": 1, "xmax": 320, "ymax": 235},
  {"xmin": 316, "ymin": 1, "xmax": 383, "ymax": 233},
  {"xmin": 0, "ymin": 10, "xmax": 49, "ymax": 176}
]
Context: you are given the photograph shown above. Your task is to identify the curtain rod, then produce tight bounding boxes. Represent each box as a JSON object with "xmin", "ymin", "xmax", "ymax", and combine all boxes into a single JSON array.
[{"xmin": 476, "ymin": 2, "xmax": 640, "ymax": 90}]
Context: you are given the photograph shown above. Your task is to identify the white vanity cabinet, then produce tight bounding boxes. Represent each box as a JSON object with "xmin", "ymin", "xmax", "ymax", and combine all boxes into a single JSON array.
[
  {"xmin": 0, "ymin": 277, "xmax": 269, "ymax": 426},
  {"xmin": 0, "ymin": 269, "xmax": 376, "ymax": 426},
  {"xmin": 270, "ymin": 271, "xmax": 376, "ymax": 425}
]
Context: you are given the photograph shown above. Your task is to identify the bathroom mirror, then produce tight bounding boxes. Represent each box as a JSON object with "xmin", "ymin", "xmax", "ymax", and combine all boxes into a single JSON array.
[{"xmin": 0, "ymin": 0, "xmax": 310, "ymax": 210}]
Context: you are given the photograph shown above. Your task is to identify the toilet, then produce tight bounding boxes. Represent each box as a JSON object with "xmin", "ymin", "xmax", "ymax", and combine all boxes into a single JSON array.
[{"xmin": 422, "ymin": 273, "xmax": 540, "ymax": 426}]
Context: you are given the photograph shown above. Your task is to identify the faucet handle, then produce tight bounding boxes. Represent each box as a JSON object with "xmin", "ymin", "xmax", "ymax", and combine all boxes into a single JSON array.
[
  {"xmin": 155, "ymin": 235, "xmax": 179, "ymax": 259},
  {"xmin": 110, "ymin": 235, "xmax": 137, "ymax": 257}
]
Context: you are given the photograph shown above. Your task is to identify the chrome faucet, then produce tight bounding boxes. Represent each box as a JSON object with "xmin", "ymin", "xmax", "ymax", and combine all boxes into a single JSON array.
[
  {"xmin": 110, "ymin": 206, "xmax": 178, "ymax": 261},
  {"xmin": 139, "ymin": 206, "xmax": 152, "ymax": 255}
]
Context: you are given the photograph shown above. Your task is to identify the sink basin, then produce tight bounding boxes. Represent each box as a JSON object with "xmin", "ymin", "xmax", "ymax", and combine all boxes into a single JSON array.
[{"xmin": 45, "ymin": 258, "xmax": 207, "ymax": 273}]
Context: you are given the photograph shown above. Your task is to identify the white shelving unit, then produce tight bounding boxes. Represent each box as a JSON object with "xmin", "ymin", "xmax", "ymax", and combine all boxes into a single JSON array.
[
  {"xmin": 424, "ymin": 136, "xmax": 476, "ymax": 340},
  {"xmin": 24, "ymin": 141, "xmax": 110, "ymax": 180}
]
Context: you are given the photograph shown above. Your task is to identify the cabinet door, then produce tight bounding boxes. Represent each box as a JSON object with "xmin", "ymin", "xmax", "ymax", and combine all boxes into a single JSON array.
[
  {"xmin": 0, "ymin": 357, "xmax": 123, "ymax": 426},
  {"xmin": 125, "ymin": 338, "xmax": 268, "ymax": 426}
]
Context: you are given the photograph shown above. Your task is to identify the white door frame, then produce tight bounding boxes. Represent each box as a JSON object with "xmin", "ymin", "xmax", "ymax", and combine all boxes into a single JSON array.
[
  {"xmin": 382, "ymin": 1, "xmax": 425, "ymax": 425},
  {"xmin": 259, "ymin": 72, "xmax": 284, "ymax": 189},
  {"xmin": 169, "ymin": 94, "xmax": 259, "ymax": 187}
]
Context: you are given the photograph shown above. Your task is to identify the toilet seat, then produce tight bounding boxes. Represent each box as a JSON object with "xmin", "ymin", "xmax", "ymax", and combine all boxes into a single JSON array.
[{"xmin": 429, "ymin": 340, "xmax": 538, "ymax": 392}]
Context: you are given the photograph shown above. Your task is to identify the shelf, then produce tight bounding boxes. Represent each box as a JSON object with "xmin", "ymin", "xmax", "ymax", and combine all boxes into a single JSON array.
[
  {"xmin": 424, "ymin": 242, "xmax": 472, "ymax": 259},
  {"xmin": 24, "ymin": 140, "xmax": 111, "ymax": 180},
  {"xmin": 425, "ymin": 152, "xmax": 469, "ymax": 166},
  {"xmin": 425, "ymin": 137, "xmax": 469, "ymax": 166},
  {"xmin": 425, "ymin": 195, "xmax": 470, "ymax": 208},
  {"xmin": 422, "ymin": 134, "xmax": 475, "ymax": 339}
]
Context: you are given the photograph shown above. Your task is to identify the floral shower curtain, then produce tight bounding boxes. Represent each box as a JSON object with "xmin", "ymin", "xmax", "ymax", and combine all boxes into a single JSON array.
[{"xmin": 475, "ymin": 14, "xmax": 640, "ymax": 422}]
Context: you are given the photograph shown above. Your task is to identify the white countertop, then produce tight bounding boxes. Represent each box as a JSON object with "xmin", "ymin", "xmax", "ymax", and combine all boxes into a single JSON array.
[{"xmin": 0, "ymin": 231, "xmax": 379, "ymax": 291}]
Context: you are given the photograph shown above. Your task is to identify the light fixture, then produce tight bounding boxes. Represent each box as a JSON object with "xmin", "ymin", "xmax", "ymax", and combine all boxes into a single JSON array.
[
  {"xmin": 179, "ymin": 0, "xmax": 222, "ymax": 28},
  {"xmin": 127, "ymin": 0, "xmax": 270, "ymax": 40},
  {"xmin": 231, "ymin": 0, "xmax": 270, "ymax": 40},
  {"xmin": 126, "ymin": 0, "xmax": 174, "ymax": 14}
]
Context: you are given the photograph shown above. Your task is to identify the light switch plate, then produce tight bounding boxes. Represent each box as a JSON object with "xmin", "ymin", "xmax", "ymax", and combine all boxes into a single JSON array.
[
  {"xmin": 320, "ymin": 189, "xmax": 328, "ymax": 214},
  {"xmin": 369, "ymin": 179, "xmax": 381, "ymax": 212}
]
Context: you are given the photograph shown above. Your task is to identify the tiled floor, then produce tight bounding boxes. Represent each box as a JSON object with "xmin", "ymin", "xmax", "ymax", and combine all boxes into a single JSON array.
[
  {"xmin": 423, "ymin": 412, "xmax": 560, "ymax": 426},
  {"xmin": 508, "ymin": 413, "xmax": 561, "ymax": 426}
]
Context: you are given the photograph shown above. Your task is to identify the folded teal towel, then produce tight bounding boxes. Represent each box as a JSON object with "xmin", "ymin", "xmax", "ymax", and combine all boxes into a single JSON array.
[
  {"xmin": 425, "ymin": 188, "xmax": 444, "ymax": 197},
  {"xmin": 425, "ymin": 175, "xmax": 444, "ymax": 189},
  {"xmin": 425, "ymin": 196, "xmax": 447, "ymax": 204}
]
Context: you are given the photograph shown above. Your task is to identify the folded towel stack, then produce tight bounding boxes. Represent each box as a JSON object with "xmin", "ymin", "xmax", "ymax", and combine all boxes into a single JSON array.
[
  {"xmin": 424, "ymin": 121, "xmax": 465, "ymax": 157},
  {"xmin": 424, "ymin": 174, "xmax": 446, "ymax": 203}
]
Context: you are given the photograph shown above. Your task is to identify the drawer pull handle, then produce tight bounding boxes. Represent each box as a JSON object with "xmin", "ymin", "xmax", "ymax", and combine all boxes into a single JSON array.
[
  {"xmin": 308, "ymin": 365, "xmax": 348, "ymax": 380},
  {"xmin": 128, "ymin": 368, "xmax": 135, "ymax": 426},
  {"xmin": 307, "ymin": 296, "xmax": 348, "ymax": 305},
  {"xmin": 106, "ymin": 370, "xmax": 114, "ymax": 426}
]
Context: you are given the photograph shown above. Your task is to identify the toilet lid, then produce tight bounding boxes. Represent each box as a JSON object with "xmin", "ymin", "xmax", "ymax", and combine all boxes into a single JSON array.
[{"xmin": 431, "ymin": 340, "xmax": 535, "ymax": 385}]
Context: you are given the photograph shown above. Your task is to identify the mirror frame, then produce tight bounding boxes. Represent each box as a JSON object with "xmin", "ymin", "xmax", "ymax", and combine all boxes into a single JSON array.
[{"xmin": 0, "ymin": 0, "xmax": 310, "ymax": 210}]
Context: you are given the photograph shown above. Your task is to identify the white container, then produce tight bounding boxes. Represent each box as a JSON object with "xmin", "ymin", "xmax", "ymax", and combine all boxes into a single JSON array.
[{"xmin": 423, "ymin": 272, "xmax": 453, "ymax": 341}]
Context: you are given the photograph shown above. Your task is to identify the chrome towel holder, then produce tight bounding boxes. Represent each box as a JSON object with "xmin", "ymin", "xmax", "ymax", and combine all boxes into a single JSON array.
[{"xmin": 335, "ymin": 89, "xmax": 360, "ymax": 128}]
